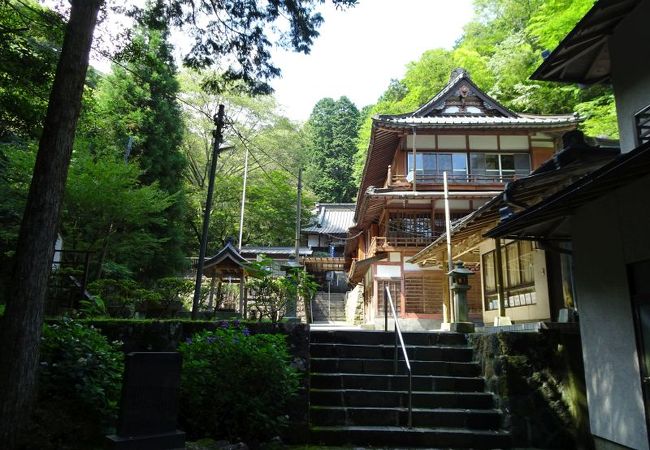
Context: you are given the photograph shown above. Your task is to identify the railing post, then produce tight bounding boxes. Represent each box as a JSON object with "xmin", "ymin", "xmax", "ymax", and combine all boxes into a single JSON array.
[
  {"xmin": 408, "ymin": 371, "xmax": 413, "ymax": 427},
  {"xmin": 394, "ymin": 321, "xmax": 398, "ymax": 375},
  {"xmin": 384, "ymin": 291, "xmax": 388, "ymax": 332}
]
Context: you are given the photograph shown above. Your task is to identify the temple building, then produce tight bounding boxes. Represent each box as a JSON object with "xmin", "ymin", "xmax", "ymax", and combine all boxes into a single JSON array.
[{"xmin": 345, "ymin": 68, "xmax": 579, "ymax": 329}]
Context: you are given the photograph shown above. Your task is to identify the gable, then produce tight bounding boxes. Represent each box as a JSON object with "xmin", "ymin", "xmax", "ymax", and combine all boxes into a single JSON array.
[{"xmin": 411, "ymin": 68, "xmax": 516, "ymax": 118}]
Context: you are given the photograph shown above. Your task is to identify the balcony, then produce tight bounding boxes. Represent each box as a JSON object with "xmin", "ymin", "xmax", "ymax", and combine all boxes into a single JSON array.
[
  {"xmin": 368, "ymin": 235, "xmax": 436, "ymax": 257},
  {"xmin": 389, "ymin": 172, "xmax": 516, "ymax": 186}
]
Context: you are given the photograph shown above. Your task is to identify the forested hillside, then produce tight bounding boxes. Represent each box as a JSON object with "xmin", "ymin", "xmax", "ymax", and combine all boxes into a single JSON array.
[
  {"xmin": 0, "ymin": 0, "xmax": 313, "ymax": 295},
  {"xmin": 352, "ymin": 0, "xmax": 615, "ymax": 183},
  {"xmin": 0, "ymin": 0, "xmax": 613, "ymax": 291}
]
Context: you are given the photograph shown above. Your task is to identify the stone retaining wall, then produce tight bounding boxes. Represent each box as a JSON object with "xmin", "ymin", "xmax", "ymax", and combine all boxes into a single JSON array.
[{"xmin": 469, "ymin": 329, "xmax": 593, "ymax": 449}]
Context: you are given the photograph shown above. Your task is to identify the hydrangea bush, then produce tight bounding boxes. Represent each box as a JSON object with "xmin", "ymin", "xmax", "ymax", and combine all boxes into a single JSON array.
[
  {"xmin": 24, "ymin": 319, "xmax": 124, "ymax": 449},
  {"xmin": 178, "ymin": 322, "xmax": 299, "ymax": 444}
]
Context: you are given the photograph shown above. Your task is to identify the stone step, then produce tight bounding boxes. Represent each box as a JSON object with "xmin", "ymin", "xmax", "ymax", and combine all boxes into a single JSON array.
[
  {"xmin": 310, "ymin": 406, "xmax": 502, "ymax": 430},
  {"xmin": 310, "ymin": 389, "xmax": 495, "ymax": 409},
  {"xmin": 310, "ymin": 330, "xmax": 468, "ymax": 346},
  {"xmin": 309, "ymin": 425, "xmax": 512, "ymax": 448},
  {"xmin": 311, "ymin": 358, "xmax": 481, "ymax": 377},
  {"xmin": 310, "ymin": 343, "xmax": 474, "ymax": 361},
  {"xmin": 310, "ymin": 373, "xmax": 485, "ymax": 392}
]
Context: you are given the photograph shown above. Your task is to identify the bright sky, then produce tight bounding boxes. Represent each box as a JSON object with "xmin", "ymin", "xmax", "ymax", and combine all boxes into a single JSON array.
[
  {"xmin": 270, "ymin": 0, "xmax": 475, "ymax": 122},
  {"xmin": 88, "ymin": 0, "xmax": 476, "ymax": 122}
]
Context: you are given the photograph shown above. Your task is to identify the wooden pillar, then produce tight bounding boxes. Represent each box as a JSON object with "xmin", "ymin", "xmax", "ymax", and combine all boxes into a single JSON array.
[
  {"xmin": 207, "ymin": 275, "xmax": 217, "ymax": 310},
  {"xmin": 494, "ymin": 238, "xmax": 507, "ymax": 317},
  {"xmin": 239, "ymin": 269, "xmax": 246, "ymax": 318}
]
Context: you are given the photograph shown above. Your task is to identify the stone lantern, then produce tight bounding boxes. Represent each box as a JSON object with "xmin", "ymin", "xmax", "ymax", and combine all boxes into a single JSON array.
[{"xmin": 448, "ymin": 261, "xmax": 475, "ymax": 333}]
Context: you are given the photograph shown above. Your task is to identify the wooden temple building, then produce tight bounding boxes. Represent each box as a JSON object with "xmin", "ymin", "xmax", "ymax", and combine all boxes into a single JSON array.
[
  {"xmin": 410, "ymin": 131, "xmax": 619, "ymax": 326},
  {"xmin": 345, "ymin": 68, "xmax": 579, "ymax": 329}
]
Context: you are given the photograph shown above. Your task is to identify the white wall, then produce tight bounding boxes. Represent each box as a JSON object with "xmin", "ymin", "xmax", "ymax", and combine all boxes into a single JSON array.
[
  {"xmin": 572, "ymin": 175, "xmax": 650, "ymax": 450},
  {"xmin": 609, "ymin": 0, "xmax": 650, "ymax": 152}
]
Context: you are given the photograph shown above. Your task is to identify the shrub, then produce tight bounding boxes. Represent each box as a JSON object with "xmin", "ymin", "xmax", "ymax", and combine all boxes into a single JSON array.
[
  {"xmin": 88, "ymin": 278, "xmax": 160, "ymax": 318},
  {"xmin": 22, "ymin": 319, "xmax": 124, "ymax": 450},
  {"xmin": 178, "ymin": 323, "xmax": 299, "ymax": 444}
]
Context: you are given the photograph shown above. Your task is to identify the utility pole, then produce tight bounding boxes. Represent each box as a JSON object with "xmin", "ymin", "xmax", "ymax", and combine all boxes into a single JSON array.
[
  {"xmin": 295, "ymin": 167, "xmax": 302, "ymax": 259},
  {"xmin": 191, "ymin": 105, "xmax": 225, "ymax": 320},
  {"xmin": 443, "ymin": 171, "xmax": 455, "ymax": 324},
  {"xmin": 237, "ymin": 146, "xmax": 249, "ymax": 250},
  {"xmin": 284, "ymin": 168, "xmax": 303, "ymax": 321}
]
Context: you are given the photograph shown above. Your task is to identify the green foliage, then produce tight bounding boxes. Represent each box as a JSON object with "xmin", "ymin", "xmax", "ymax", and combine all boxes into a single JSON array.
[
  {"xmin": 86, "ymin": 277, "xmax": 195, "ymax": 319},
  {"xmin": 64, "ymin": 148, "xmax": 176, "ymax": 279},
  {"xmin": 0, "ymin": 142, "xmax": 36, "ymax": 302},
  {"xmin": 247, "ymin": 256, "xmax": 318, "ymax": 323},
  {"xmin": 24, "ymin": 320, "xmax": 123, "ymax": 450},
  {"xmin": 95, "ymin": 15, "xmax": 187, "ymax": 278},
  {"xmin": 179, "ymin": 69, "xmax": 312, "ymax": 250},
  {"xmin": 88, "ymin": 279, "xmax": 160, "ymax": 318},
  {"xmin": 0, "ymin": 0, "xmax": 64, "ymax": 141},
  {"xmin": 352, "ymin": 0, "xmax": 615, "ymax": 182},
  {"xmin": 151, "ymin": 276, "xmax": 194, "ymax": 315},
  {"xmin": 304, "ymin": 96, "xmax": 361, "ymax": 202},
  {"xmin": 178, "ymin": 326, "xmax": 299, "ymax": 443}
]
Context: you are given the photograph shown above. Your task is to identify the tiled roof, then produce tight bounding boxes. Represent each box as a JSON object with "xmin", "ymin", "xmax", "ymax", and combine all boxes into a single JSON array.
[
  {"xmin": 302, "ymin": 203, "xmax": 356, "ymax": 235},
  {"xmin": 239, "ymin": 246, "xmax": 313, "ymax": 256},
  {"xmin": 375, "ymin": 114, "xmax": 578, "ymax": 128}
]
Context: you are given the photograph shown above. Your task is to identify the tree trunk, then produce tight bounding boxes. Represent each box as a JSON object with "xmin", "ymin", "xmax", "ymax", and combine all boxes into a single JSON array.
[{"xmin": 0, "ymin": 1, "xmax": 102, "ymax": 447}]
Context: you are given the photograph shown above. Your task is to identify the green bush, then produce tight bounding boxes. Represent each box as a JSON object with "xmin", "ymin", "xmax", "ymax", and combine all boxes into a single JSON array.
[
  {"xmin": 22, "ymin": 319, "xmax": 124, "ymax": 450},
  {"xmin": 178, "ymin": 323, "xmax": 299, "ymax": 444}
]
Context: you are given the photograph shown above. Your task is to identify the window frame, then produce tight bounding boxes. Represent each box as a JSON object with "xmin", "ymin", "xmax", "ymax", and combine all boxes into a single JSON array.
[
  {"xmin": 635, "ymin": 104, "xmax": 650, "ymax": 146},
  {"xmin": 482, "ymin": 240, "xmax": 536, "ymax": 311}
]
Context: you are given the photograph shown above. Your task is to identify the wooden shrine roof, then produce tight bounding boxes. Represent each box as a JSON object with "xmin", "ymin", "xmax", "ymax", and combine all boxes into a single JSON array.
[{"xmin": 203, "ymin": 240, "xmax": 248, "ymax": 278}]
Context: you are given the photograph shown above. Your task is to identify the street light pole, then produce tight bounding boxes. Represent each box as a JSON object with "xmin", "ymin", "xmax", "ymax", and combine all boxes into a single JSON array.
[{"xmin": 191, "ymin": 104, "xmax": 226, "ymax": 320}]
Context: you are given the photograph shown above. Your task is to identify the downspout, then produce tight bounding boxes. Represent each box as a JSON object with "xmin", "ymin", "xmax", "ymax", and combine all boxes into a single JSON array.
[
  {"xmin": 412, "ymin": 127, "xmax": 417, "ymax": 192},
  {"xmin": 494, "ymin": 238, "xmax": 507, "ymax": 317}
]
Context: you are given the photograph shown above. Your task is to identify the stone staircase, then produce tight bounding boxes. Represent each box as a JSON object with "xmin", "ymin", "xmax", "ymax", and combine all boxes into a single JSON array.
[
  {"xmin": 311, "ymin": 292, "xmax": 346, "ymax": 322},
  {"xmin": 309, "ymin": 330, "xmax": 511, "ymax": 448}
]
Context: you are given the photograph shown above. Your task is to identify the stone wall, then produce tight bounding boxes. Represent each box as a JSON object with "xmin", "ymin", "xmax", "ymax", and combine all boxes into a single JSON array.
[{"xmin": 469, "ymin": 329, "xmax": 593, "ymax": 449}]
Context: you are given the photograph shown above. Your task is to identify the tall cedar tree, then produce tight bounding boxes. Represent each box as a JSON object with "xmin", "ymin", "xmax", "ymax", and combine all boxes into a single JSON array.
[
  {"xmin": 97, "ymin": 10, "xmax": 186, "ymax": 279},
  {"xmin": 0, "ymin": 0, "xmax": 357, "ymax": 446},
  {"xmin": 305, "ymin": 96, "xmax": 360, "ymax": 202}
]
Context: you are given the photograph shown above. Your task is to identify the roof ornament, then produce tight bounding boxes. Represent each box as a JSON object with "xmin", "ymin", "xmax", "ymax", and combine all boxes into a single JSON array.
[{"xmin": 450, "ymin": 67, "xmax": 469, "ymax": 82}]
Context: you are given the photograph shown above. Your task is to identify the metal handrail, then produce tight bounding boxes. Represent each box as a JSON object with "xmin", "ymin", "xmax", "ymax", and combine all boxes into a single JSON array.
[{"xmin": 384, "ymin": 286, "xmax": 412, "ymax": 428}]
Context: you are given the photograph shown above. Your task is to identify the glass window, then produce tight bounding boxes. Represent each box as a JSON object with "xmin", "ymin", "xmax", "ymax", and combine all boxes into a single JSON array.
[
  {"xmin": 470, "ymin": 153, "xmax": 486, "ymax": 176},
  {"xmin": 500, "ymin": 154, "xmax": 515, "ymax": 172},
  {"xmin": 519, "ymin": 241, "xmax": 534, "ymax": 285},
  {"xmin": 505, "ymin": 242, "xmax": 521, "ymax": 286},
  {"xmin": 514, "ymin": 154, "xmax": 531, "ymax": 176},
  {"xmin": 635, "ymin": 104, "xmax": 650, "ymax": 145},
  {"xmin": 408, "ymin": 152, "xmax": 468, "ymax": 181},
  {"xmin": 438, "ymin": 154, "xmax": 452, "ymax": 172},
  {"xmin": 482, "ymin": 241, "xmax": 536, "ymax": 311},
  {"xmin": 485, "ymin": 154, "xmax": 499, "ymax": 172},
  {"xmin": 422, "ymin": 153, "xmax": 436, "ymax": 174},
  {"xmin": 482, "ymin": 251, "xmax": 496, "ymax": 294},
  {"xmin": 452, "ymin": 154, "xmax": 467, "ymax": 172},
  {"xmin": 472, "ymin": 153, "xmax": 530, "ymax": 180},
  {"xmin": 407, "ymin": 153, "xmax": 424, "ymax": 174}
]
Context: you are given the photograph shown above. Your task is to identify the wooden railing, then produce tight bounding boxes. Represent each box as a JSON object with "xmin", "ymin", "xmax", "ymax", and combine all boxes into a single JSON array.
[
  {"xmin": 390, "ymin": 173, "xmax": 517, "ymax": 185},
  {"xmin": 368, "ymin": 236, "xmax": 436, "ymax": 256}
]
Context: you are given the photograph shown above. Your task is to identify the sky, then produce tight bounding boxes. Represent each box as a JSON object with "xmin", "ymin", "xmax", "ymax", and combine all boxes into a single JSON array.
[
  {"xmin": 270, "ymin": 0, "xmax": 475, "ymax": 121},
  {"xmin": 88, "ymin": 0, "xmax": 476, "ymax": 122}
]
